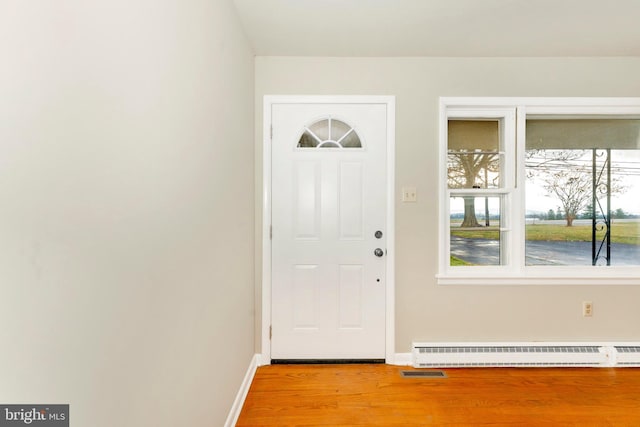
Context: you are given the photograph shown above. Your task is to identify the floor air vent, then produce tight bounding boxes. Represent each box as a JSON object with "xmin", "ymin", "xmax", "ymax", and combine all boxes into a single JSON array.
[
  {"xmin": 413, "ymin": 344, "xmax": 608, "ymax": 368},
  {"xmin": 614, "ymin": 346, "xmax": 640, "ymax": 366}
]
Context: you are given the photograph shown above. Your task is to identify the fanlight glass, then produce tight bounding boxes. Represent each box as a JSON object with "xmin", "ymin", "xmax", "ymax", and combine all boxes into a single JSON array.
[{"xmin": 298, "ymin": 118, "xmax": 362, "ymax": 148}]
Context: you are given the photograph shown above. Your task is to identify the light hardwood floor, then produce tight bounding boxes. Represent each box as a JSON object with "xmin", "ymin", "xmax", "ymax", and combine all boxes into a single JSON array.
[{"xmin": 237, "ymin": 364, "xmax": 640, "ymax": 426}]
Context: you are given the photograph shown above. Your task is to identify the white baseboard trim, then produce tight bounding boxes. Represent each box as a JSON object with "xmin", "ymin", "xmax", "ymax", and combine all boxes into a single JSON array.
[
  {"xmin": 224, "ymin": 354, "xmax": 260, "ymax": 427},
  {"xmin": 257, "ymin": 353, "xmax": 271, "ymax": 366},
  {"xmin": 389, "ymin": 353, "xmax": 413, "ymax": 366}
]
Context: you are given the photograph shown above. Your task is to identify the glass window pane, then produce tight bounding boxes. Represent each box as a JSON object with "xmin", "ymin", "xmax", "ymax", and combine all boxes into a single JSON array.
[
  {"xmin": 448, "ymin": 120, "xmax": 502, "ymax": 189},
  {"xmin": 298, "ymin": 130, "xmax": 319, "ymax": 147},
  {"xmin": 525, "ymin": 118, "xmax": 640, "ymax": 266},
  {"xmin": 308, "ymin": 119, "xmax": 330, "ymax": 141},
  {"xmin": 450, "ymin": 196, "xmax": 503, "ymax": 266},
  {"xmin": 298, "ymin": 118, "xmax": 362, "ymax": 149},
  {"xmin": 331, "ymin": 119, "xmax": 351, "ymax": 141},
  {"xmin": 340, "ymin": 130, "xmax": 361, "ymax": 148}
]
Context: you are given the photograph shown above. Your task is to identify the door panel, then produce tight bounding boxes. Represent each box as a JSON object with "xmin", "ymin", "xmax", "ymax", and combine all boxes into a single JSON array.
[
  {"xmin": 339, "ymin": 161, "xmax": 364, "ymax": 240},
  {"xmin": 293, "ymin": 161, "xmax": 321, "ymax": 239},
  {"xmin": 292, "ymin": 264, "xmax": 319, "ymax": 328},
  {"xmin": 271, "ymin": 102, "xmax": 387, "ymax": 359},
  {"xmin": 338, "ymin": 265, "xmax": 364, "ymax": 328}
]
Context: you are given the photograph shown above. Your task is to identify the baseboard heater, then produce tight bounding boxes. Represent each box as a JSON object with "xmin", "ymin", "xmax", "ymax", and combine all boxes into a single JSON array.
[
  {"xmin": 613, "ymin": 346, "xmax": 640, "ymax": 366},
  {"xmin": 412, "ymin": 343, "xmax": 640, "ymax": 368}
]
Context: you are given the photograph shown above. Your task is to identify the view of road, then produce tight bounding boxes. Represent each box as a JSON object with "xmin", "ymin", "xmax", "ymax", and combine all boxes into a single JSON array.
[{"xmin": 451, "ymin": 236, "xmax": 640, "ymax": 266}]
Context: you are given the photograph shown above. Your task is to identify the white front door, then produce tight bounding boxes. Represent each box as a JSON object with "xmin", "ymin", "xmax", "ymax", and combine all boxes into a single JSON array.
[{"xmin": 270, "ymin": 101, "xmax": 389, "ymax": 360}]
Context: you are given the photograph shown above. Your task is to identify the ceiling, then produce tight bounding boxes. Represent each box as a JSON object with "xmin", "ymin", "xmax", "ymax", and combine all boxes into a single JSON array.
[{"xmin": 232, "ymin": 0, "xmax": 640, "ymax": 57}]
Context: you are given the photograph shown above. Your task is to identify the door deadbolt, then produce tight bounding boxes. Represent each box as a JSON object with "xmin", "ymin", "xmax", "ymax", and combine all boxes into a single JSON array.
[{"xmin": 375, "ymin": 230, "xmax": 383, "ymax": 239}]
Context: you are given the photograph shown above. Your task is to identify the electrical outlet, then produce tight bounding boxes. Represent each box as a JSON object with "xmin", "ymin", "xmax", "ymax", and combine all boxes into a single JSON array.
[
  {"xmin": 583, "ymin": 301, "xmax": 593, "ymax": 317},
  {"xmin": 402, "ymin": 187, "xmax": 417, "ymax": 202}
]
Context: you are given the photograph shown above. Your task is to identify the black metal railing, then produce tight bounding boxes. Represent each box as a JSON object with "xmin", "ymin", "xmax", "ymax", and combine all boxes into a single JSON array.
[{"xmin": 592, "ymin": 148, "xmax": 611, "ymax": 265}]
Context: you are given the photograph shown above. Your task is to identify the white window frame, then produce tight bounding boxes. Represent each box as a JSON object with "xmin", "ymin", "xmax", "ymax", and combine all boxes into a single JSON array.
[{"xmin": 438, "ymin": 97, "xmax": 640, "ymax": 286}]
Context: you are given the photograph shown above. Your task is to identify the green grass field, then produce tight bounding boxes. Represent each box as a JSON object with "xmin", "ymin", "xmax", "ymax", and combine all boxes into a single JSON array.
[
  {"xmin": 450, "ymin": 221, "xmax": 640, "ymax": 245},
  {"xmin": 525, "ymin": 223, "xmax": 639, "ymax": 245},
  {"xmin": 450, "ymin": 256, "xmax": 471, "ymax": 266}
]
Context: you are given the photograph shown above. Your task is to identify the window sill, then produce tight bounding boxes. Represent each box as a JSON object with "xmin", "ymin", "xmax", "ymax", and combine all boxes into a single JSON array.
[{"xmin": 437, "ymin": 268, "xmax": 640, "ymax": 286}]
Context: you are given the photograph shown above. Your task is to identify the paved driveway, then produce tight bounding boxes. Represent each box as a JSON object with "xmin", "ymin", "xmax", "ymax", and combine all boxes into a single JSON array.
[{"xmin": 451, "ymin": 236, "xmax": 640, "ymax": 266}]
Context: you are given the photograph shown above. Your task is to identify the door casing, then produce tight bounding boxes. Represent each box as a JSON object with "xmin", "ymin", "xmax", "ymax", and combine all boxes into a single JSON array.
[{"xmin": 260, "ymin": 95, "xmax": 396, "ymax": 365}]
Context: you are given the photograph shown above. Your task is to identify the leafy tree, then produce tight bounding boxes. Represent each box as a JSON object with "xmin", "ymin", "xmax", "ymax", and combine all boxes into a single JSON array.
[
  {"xmin": 581, "ymin": 203, "xmax": 593, "ymax": 220},
  {"xmin": 547, "ymin": 209, "xmax": 556, "ymax": 220},
  {"xmin": 613, "ymin": 208, "xmax": 627, "ymax": 219}
]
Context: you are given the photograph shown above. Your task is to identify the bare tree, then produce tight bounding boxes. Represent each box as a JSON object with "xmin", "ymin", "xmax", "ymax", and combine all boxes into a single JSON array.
[
  {"xmin": 448, "ymin": 151, "xmax": 498, "ymax": 227},
  {"xmin": 527, "ymin": 149, "xmax": 626, "ymax": 226},
  {"xmin": 539, "ymin": 169, "xmax": 591, "ymax": 226}
]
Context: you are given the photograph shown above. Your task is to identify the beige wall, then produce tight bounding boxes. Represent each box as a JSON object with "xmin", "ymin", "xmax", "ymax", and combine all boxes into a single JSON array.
[
  {"xmin": 255, "ymin": 57, "xmax": 640, "ymax": 353},
  {"xmin": 0, "ymin": 1, "xmax": 254, "ymax": 426}
]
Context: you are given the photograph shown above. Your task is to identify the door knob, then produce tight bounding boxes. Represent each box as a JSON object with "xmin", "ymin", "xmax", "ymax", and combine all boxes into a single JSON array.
[{"xmin": 374, "ymin": 248, "xmax": 384, "ymax": 257}]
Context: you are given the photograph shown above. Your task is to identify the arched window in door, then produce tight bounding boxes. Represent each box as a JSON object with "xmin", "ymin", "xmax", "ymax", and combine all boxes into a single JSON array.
[{"xmin": 297, "ymin": 117, "xmax": 362, "ymax": 148}]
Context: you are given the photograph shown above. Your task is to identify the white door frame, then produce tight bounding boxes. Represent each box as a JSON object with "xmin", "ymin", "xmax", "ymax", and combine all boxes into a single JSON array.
[{"xmin": 260, "ymin": 95, "xmax": 396, "ymax": 365}]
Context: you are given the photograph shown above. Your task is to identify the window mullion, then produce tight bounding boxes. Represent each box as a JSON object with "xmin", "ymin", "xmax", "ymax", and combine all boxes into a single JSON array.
[{"xmin": 509, "ymin": 106, "xmax": 527, "ymax": 272}]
